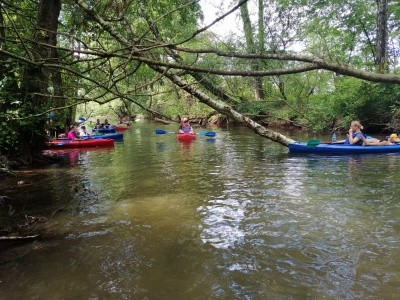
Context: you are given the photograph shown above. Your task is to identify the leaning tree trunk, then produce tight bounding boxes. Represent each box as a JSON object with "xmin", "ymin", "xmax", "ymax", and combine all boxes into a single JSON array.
[
  {"xmin": 375, "ymin": 0, "xmax": 388, "ymax": 73},
  {"xmin": 19, "ymin": 0, "xmax": 61, "ymax": 160}
]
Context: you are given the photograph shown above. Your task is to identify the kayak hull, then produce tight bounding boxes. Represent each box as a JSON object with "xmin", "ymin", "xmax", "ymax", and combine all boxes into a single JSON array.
[
  {"xmin": 90, "ymin": 133, "xmax": 123, "ymax": 140},
  {"xmin": 115, "ymin": 125, "xmax": 131, "ymax": 131},
  {"xmin": 289, "ymin": 142, "xmax": 400, "ymax": 154},
  {"xmin": 176, "ymin": 133, "xmax": 196, "ymax": 142},
  {"xmin": 58, "ymin": 133, "xmax": 123, "ymax": 140},
  {"xmin": 47, "ymin": 139, "xmax": 115, "ymax": 148},
  {"xmin": 92, "ymin": 126, "xmax": 116, "ymax": 133}
]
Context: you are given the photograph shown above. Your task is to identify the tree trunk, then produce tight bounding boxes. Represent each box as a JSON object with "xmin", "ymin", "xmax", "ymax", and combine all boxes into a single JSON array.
[
  {"xmin": 240, "ymin": 1, "xmax": 264, "ymax": 100},
  {"xmin": 22, "ymin": 0, "xmax": 61, "ymax": 96},
  {"xmin": 0, "ymin": 7, "xmax": 4, "ymax": 81},
  {"xmin": 0, "ymin": 4, "xmax": 20, "ymax": 122},
  {"xmin": 256, "ymin": 0, "xmax": 265, "ymax": 99},
  {"xmin": 19, "ymin": 0, "xmax": 62, "ymax": 159},
  {"xmin": 375, "ymin": 0, "xmax": 388, "ymax": 73}
]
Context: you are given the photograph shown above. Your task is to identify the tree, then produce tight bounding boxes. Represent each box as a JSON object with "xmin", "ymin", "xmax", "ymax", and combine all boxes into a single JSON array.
[
  {"xmin": 239, "ymin": 0, "xmax": 264, "ymax": 100},
  {"xmin": 17, "ymin": 0, "xmax": 62, "ymax": 159},
  {"xmin": 375, "ymin": 0, "xmax": 388, "ymax": 72}
]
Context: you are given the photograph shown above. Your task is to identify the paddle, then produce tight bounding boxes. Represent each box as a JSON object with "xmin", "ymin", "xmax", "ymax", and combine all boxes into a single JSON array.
[
  {"xmin": 306, "ymin": 140, "xmax": 345, "ymax": 147},
  {"xmin": 56, "ymin": 141, "xmax": 71, "ymax": 146},
  {"xmin": 307, "ymin": 139, "xmax": 320, "ymax": 147},
  {"xmin": 155, "ymin": 129, "xmax": 216, "ymax": 137},
  {"xmin": 155, "ymin": 129, "xmax": 176, "ymax": 134},
  {"xmin": 198, "ymin": 131, "xmax": 216, "ymax": 137}
]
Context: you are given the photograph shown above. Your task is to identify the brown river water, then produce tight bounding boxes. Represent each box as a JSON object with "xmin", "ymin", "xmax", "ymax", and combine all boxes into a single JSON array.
[{"xmin": 0, "ymin": 121, "xmax": 399, "ymax": 299}]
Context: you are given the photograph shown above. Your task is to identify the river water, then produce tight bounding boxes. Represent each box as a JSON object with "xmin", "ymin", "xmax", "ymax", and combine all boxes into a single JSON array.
[{"xmin": 0, "ymin": 122, "xmax": 399, "ymax": 299}]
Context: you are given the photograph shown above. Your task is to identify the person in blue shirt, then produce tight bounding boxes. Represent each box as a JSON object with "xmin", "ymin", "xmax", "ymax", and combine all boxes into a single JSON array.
[
  {"xmin": 344, "ymin": 121, "xmax": 365, "ymax": 145},
  {"xmin": 178, "ymin": 117, "xmax": 194, "ymax": 134}
]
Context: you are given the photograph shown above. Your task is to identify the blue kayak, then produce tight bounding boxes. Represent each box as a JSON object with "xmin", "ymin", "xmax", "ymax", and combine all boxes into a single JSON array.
[
  {"xmin": 91, "ymin": 133, "xmax": 123, "ymax": 140},
  {"xmin": 58, "ymin": 133, "xmax": 123, "ymax": 140},
  {"xmin": 289, "ymin": 141, "xmax": 400, "ymax": 154},
  {"xmin": 92, "ymin": 126, "xmax": 116, "ymax": 133}
]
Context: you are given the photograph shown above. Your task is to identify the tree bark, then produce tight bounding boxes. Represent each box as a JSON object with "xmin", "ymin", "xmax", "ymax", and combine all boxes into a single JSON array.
[
  {"xmin": 375, "ymin": 0, "xmax": 388, "ymax": 73},
  {"xmin": 0, "ymin": 7, "xmax": 4, "ymax": 81},
  {"xmin": 22, "ymin": 0, "xmax": 61, "ymax": 97},
  {"xmin": 240, "ymin": 1, "xmax": 264, "ymax": 100},
  {"xmin": 19, "ymin": 0, "xmax": 62, "ymax": 158}
]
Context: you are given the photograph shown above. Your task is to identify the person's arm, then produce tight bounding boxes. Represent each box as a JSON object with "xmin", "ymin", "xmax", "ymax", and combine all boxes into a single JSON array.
[
  {"xmin": 347, "ymin": 129, "xmax": 356, "ymax": 144},
  {"xmin": 348, "ymin": 130, "xmax": 363, "ymax": 144}
]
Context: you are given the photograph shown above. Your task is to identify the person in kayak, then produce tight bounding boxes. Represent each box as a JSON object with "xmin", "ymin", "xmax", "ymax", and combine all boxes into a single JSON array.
[
  {"xmin": 344, "ymin": 121, "xmax": 365, "ymax": 145},
  {"xmin": 79, "ymin": 125, "xmax": 90, "ymax": 137},
  {"xmin": 363, "ymin": 133, "xmax": 398, "ymax": 146},
  {"xmin": 67, "ymin": 125, "xmax": 79, "ymax": 140},
  {"xmin": 103, "ymin": 119, "xmax": 111, "ymax": 129},
  {"xmin": 94, "ymin": 119, "xmax": 103, "ymax": 129},
  {"xmin": 118, "ymin": 116, "xmax": 130, "ymax": 126},
  {"xmin": 178, "ymin": 117, "xmax": 194, "ymax": 134}
]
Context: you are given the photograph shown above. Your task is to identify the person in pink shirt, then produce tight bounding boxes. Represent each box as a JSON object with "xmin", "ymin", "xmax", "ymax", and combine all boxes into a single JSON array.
[{"xmin": 67, "ymin": 125, "xmax": 78, "ymax": 140}]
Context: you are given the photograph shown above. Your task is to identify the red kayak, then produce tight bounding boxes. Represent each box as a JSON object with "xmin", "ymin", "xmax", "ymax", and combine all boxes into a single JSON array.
[
  {"xmin": 115, "ymin": 125, "xmax": 131, "ymax": 131},
  {"xmin": 47, "ymin": 138, "xmax": 115, "ymax": 148},
  {"xmin": 176, "ymin": 133, "xmax": 196, "ymax": 142}
]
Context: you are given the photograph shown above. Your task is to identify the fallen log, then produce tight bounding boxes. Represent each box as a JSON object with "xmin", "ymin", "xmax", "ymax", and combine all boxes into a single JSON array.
[{"xmin": 154, "ymin": 117, "xmax": 174, "ymax": 124}]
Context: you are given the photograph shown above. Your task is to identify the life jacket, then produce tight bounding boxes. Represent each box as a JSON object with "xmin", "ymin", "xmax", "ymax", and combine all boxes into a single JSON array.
[
  {"xmin": 344, "ymin": 132, "xmax": 364, "ymax": 146},
  {"xmin": 180, "ymin": 124, "xmax": 192, "ymax": 134}
]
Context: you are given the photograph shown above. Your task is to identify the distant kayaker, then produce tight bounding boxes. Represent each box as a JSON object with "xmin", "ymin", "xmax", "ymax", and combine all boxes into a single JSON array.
[
  {"xmin": 104, "ymin": 119, "xmax": 111, "ymax": 129},
  {"xmin": 178, "ymin": 117, "xmax": 194, "ymax": 134},
  {"xmin": 95, "ymin": 119, "xmax": 103, "ymax": 129},
  {"xmin": 79, "ymin": 125, "xmax": 90, "ymax": 137},
  {"xmin": 118, "ymin": 116, "xmax": 130, "ymax": 126}
]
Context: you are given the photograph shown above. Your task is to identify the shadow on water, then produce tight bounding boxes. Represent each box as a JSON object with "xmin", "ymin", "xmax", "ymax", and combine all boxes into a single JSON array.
[{"xmin": 0, "ymin": 122, "xmax": 399, "ymax": 299}]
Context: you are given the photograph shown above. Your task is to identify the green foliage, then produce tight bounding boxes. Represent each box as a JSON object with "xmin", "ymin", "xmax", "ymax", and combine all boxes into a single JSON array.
[
  {"xmin": 0, "ymin": 117, "xmax": 19, "ymax": 155},
  {"xmin": 295, "ymin": 77, "xmax": 400, "ymax": 132},
  {"xmin": 235, "ymin": 101, "xmax": 268, "ymax": 115}
]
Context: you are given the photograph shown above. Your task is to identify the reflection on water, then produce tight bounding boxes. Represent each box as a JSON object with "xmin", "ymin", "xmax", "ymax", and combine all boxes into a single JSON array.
[{"xmin": 0, "ymin": 123, "xmax": 399, "ymax": 299}]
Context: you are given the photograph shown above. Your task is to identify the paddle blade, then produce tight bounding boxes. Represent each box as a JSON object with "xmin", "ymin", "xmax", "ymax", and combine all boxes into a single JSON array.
[
  {"xmin": 155, "ymin": 129, "xmax": 176, "ymax": 134},
  {"xmin": 199, "ymin": 131, "xmax": 216, "ymax": 137},
  {"xmin": 307, "ymin": 139, "xmax": 320, "ymax": 147},
  {"xmin": 155, "ymin": 129, "xmax": 167, "ymax": 134}
]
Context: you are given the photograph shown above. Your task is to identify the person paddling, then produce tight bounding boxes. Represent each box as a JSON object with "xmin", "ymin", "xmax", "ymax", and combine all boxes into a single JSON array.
[{"xmin": 178, "ymin": 117, "xmax": 194, "ymax": 134}]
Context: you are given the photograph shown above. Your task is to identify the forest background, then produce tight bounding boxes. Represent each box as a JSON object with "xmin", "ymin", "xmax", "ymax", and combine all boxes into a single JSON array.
[{"xmin": 1, "ymin": 0, "xmax": 400, "ymax": 164}]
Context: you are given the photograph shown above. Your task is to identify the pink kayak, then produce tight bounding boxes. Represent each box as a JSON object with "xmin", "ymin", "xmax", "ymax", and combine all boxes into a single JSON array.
[{"xmin": 176, "ymin": 133, "xmax": 196, "ymax": 142}]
